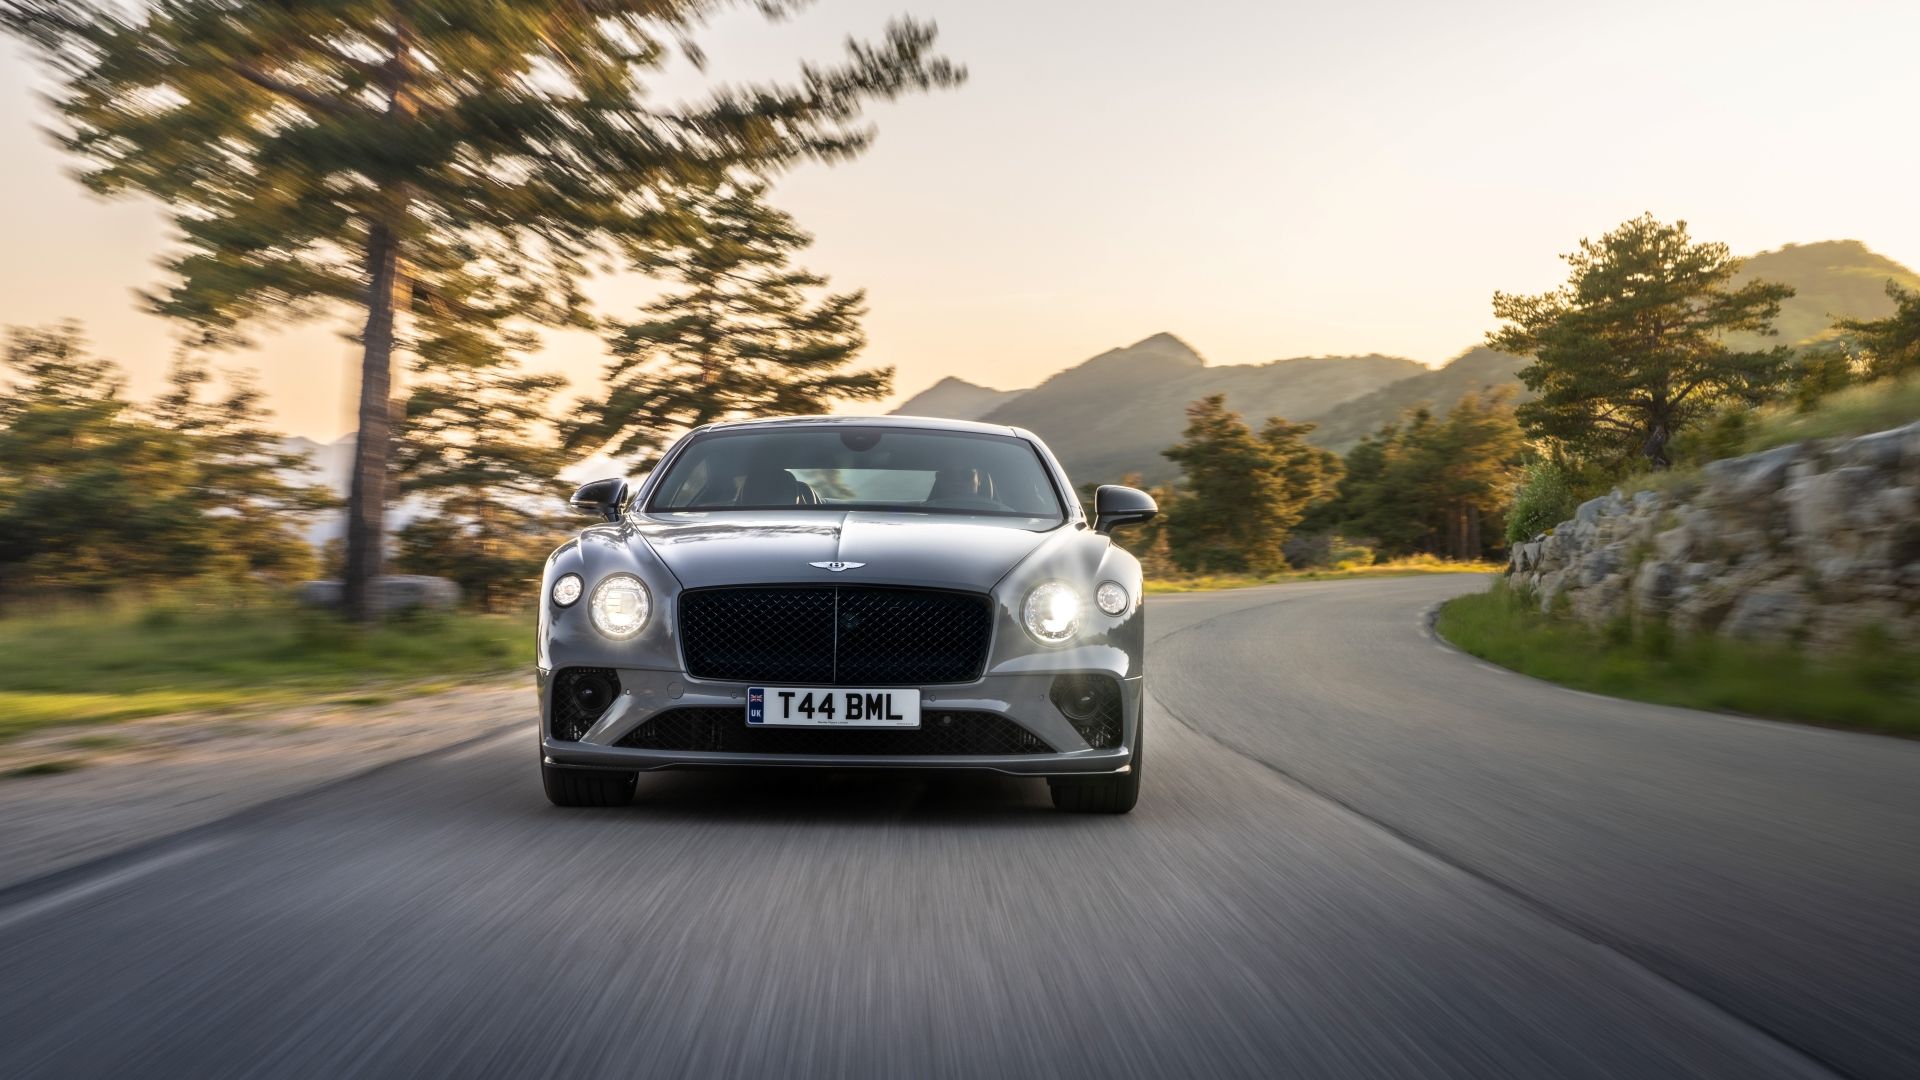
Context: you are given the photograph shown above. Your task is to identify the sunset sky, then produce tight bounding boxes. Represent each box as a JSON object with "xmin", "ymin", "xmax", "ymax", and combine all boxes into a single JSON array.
[{"xmin": 2, "ymin": 0, "xmax": 1916, "ymax": 440}]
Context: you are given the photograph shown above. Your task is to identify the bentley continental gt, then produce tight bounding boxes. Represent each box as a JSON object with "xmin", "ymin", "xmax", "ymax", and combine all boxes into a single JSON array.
[{"xmin": 537, "ymin": 416, "xmax": 1158, "ymax": 812}]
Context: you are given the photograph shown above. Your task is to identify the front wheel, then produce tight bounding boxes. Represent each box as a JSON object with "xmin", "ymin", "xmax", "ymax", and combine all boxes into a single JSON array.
[
  {"xmin": 542, "ymin": 763, "xmax": 637, "ymax": 807},
  {"xmin": 1048, "ymin": 715, "xmax": 1143, "ymax": 814}
]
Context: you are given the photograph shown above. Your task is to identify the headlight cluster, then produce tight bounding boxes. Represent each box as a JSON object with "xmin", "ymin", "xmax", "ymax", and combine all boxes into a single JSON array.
[
  {"xmin": 1022, "ymin": 580, "xmax": 1130, "ymax": 646},
  {"xmin": 555, "ymin": 572, "xmax": 653, "ymax": 639}
]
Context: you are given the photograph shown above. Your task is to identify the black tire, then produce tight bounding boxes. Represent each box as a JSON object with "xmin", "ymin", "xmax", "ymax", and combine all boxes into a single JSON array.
[
  {"xmin": 1049, "ymin": 713, "xmax": 1143, "ymax": 814},
  {"xmin": 542, "ymin": 764, "xmax": 637, "ymax": 807}
]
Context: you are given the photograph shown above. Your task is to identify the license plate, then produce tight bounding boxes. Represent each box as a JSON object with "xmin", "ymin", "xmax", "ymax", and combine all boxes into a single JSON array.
[{"xmin": 747, "ymin": 687, "xmax": 921, "ymax": 728}]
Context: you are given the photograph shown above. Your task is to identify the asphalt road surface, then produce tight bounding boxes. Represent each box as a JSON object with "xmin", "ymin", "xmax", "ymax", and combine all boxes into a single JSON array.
[{"xmin": 3, "ymin": 576, "xmax": 1917, "ymax": 1079}]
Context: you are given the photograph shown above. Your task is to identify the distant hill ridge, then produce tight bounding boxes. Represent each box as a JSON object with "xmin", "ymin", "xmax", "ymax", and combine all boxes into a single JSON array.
[{"xmin": 893, "ymin": 240, "xmax": 1918, "ymax": 483}]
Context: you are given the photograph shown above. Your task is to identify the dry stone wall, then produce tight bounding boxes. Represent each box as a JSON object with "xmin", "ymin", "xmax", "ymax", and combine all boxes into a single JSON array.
[{"xmin": 1507, "ymin": 422, "xmax": 1920, "ymax": 652}]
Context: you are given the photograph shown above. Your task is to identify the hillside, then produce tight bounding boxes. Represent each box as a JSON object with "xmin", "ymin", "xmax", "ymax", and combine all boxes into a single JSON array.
[
  {"xmin": 892, "ymin": 376, "xmax": 1023, "ymax": 421},
  {"xmin": 1306, "ymin": 347, "xmax": 1526, "ymax": 450},
  {"xmin": 1734, "ymin": 240, "xmax": 1920, "ymax": 347},
  {"xmin": 966, "ymin": 334, "xmax": 1421, "ymax": 483}
]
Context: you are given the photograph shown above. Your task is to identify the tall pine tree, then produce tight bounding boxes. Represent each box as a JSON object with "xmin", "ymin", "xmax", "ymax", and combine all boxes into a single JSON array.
[
  {"xmin": 1160, "ymin": 395, "xmax": 1340, "ymax": 575},
  {"xmin": 394, "ymin": 346, "xmax": 569, "ymax": 612},
  {"xmin": 571, "ymin": 183, "xmax": 888, "ymax": 465},
  {"xmin": 4, "ymin": 2, "xmax": 961, "ymax": 620},
  {"xmin": 1489, "ymin": 214, "xmax": 1793, "ymax": 471}
]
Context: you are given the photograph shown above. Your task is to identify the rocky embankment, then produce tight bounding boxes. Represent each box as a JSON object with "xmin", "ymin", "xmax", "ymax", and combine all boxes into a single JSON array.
[{"xmin": 1508, "ymin": 422, "xmax": 1920, "ymax": 651}]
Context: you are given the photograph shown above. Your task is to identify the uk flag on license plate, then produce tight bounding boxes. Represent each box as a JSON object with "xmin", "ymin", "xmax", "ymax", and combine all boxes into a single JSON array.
[{"xmin": 748, "ymin": 688, "xmax": 765, "ymax": 724}]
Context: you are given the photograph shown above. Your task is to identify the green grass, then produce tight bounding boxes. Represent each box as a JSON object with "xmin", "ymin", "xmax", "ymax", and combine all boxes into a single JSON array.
[
  {"xmin": 0, "ymin": 595, "xmax": 531, "ymax": 741},
  {"xmin": 1437, "ymin": 583, "xmax": 1920, "ymax": 736},
  {"xmin": 1738, "ymin": 373, "xmax": 1920, "ymax": 453},
  {"xmin": 1145, "ymin": 556, "xmax": 1499, "ymax": 594}
]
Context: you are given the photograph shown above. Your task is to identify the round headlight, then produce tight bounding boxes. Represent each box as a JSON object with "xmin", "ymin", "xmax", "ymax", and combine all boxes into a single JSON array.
[
  {"xmin": 589, "ymin": 574, "xmax": 651, "ymax": 639},
  {"xmin": 551, "ymin": 573, "xmax": 583, "ymax": 607},
  {"xmin": 1095, "ymin": 581, "xmax": 1129, "ymax": 616},
  {"xmin": 1022, "ymin": 581, "xmax": 1081, "ymax": 645}
]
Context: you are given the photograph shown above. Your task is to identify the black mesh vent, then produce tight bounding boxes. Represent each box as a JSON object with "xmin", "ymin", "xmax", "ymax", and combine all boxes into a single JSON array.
[
  {"xmin": 551, "ymin": 667, "xmax": 620, "ymax": 741},
  {"xmin": 1050, "ymin": 674, "xmax": 1124, "ymax": 749},
  {"xmin": 678, "ymin": 587, "xmax": 992, "ymax": 685},
  {"xmin": 615, "ymin": 707, "xmax": 1052, "ymax": 755}
]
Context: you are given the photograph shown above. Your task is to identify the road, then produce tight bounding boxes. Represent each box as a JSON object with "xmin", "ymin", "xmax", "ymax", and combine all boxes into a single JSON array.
[{"xmin": 2, "ymin": 576, "xmax": 1917, "ymax": 1079}]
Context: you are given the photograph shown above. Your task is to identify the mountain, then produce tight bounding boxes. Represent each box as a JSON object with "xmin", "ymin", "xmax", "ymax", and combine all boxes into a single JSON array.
[
  {"xmin": 1305, "ymin": 347, "xmax": 1527, "ymax": 450},
  {"xmin": 908, "ymin": 333, "xmax": 1423, "ymax": 484},
  {"xmin": 893, "ymin": 376, "xmax": 1024, "ymax": 421}
]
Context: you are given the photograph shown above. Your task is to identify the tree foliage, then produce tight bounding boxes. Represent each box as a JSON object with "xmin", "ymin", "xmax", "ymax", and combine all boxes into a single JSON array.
[
  {"xmin": 1328, "ymin": 391, "xmax": 1526, "ymax": 560},
  {"xmin": 394, "ymin": 352, "xmax": 569, "ymax": 611},
  {"xmin": 571, "ymin": 183, "xmax": 888, "ymax": 465},
  {"xmin": 0, "ymin": 324, "xmax": 327, "ymax": 595},
  {"xmin": 150, "ymin": 357, "xmax": 335, "ymax": 579},
  {"xmin": 1489, "ymin": 214, "xmax": 1794, "ymax": 470},
  {"xmin": 1159, "ymin": 395, "xmax": 1340, "ymax": 574},
  {"xmin": 2, "ymin": 0, "xmax": 962, "ymax": 619},
  {"xmin": 1836, "ymin": 282, "xmax": 1920, "ymax": 382}
]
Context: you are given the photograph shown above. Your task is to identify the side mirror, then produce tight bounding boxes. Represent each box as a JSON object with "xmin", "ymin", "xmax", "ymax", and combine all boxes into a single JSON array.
[
  {"xmin": 569, "ymin": 477, "xmax": 630, "ymax": 523},
  {"xmin": 1093, "ymin": 484, "xmax": 1158, "ymax": 535}
]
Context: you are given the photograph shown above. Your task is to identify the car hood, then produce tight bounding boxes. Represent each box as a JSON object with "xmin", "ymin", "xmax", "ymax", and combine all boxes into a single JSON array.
[{"xmin": 628, "ymin": 510, "xmax": 1064, "ymax": 592}]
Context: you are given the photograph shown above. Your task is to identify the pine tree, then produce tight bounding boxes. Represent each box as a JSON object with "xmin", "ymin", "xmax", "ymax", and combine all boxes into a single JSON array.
[
  {"xmin": 150, "ymin": 358, "xmax": 335, "ymax": 582},
  {"xmin": 1326, "ymin": 392, "xmax": 1525, "ymax": 560},
  {"xmin": 4, "ymin": 2, "xmax": 962, "ymax": 620},
  {"xmin": 394, "ymin": 350, "xmax": 570, "ymax": 611},
  {"xmin": 1160, "ymin": 395, "xmax": 1339, "ymax": 575},
  {"xmin": 1489, "ymin": 214, "xmax": 1794, "ymax": 470},
  {"xmin": 571, "ymin": 183, "xmax": 888, "ymax": 464}
]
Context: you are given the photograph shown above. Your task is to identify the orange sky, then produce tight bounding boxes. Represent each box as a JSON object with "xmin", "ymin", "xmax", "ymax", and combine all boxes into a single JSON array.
[{"xmin": 3, "ymin": 0, "xmax": 1917, "ymax": 440}]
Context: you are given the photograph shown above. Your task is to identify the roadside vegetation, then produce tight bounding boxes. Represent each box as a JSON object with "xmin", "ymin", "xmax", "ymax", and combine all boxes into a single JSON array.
[
  {"xmin": 1439, "ymin": 584, "xmax": 1920, "ymax": 737},
  {"xmin": 1144, "ymin": 556, "xmax": 1498, "ymax": 594},
  {"xmin": 0, "ymin": 592, "xmax": 530, "ymax": 741}
]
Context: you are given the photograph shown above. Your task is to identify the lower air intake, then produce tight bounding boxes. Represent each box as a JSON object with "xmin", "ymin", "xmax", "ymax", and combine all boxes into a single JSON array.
[{"xmin": 615, "ymin": 707, "xmax": 1052, "ymax": 755}]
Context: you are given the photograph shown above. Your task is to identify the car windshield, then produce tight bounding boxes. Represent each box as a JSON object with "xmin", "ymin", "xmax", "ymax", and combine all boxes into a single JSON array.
[{"xmin": 647, "ymin": 427, "xmax": 1064, "ymax": 522}]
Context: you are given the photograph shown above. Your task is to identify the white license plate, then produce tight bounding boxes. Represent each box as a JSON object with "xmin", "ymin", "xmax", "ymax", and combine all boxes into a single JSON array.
[{"xmin": 747, "ymin": 687, "xmax": 921, "ymax": 728}]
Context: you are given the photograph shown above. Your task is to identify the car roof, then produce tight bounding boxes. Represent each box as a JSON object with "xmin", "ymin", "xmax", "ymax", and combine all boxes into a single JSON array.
[{"xmin": 697, "ymin": 414, "xmax": 1026, "ymax": 438}]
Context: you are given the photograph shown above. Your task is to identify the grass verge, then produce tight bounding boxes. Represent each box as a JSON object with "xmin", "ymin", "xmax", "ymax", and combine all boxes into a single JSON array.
[
  {"xmin": 1437, "ymin": 583, "xmax": 1920, "ymax": 736},
  {"xmin": 1145, "ymin": 556, "xmax": 1499, "ymax": 594},
  {"xmin": 0, "ymin": 595, "xmax": 531, "ymax": 741}
]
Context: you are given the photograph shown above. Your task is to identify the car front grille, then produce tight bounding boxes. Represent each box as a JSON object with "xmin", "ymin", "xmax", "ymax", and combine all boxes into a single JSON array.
[
  {"xmin": 678, "ymin": 586, "xmax": 993, "ymax": 685},
  {"xmin": 614, "ymin": 707, "xmax": 1052, "ymax": 756}
]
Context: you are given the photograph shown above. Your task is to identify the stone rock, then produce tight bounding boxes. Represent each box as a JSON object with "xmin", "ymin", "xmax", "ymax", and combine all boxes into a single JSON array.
[
  {"xmin": 1701, "ymin": 443, "xmax": 1799, "ymax": 505},
  {"xmin": 1632, "ymin": 560, "xmax": 1680, "ymax": 616},
  {"xmin": 1719, "ymin": 579, "xmax": 1810, "ymax": 645},
  {"xmin": 297, "ymin": 575, "xmax": 462, "ymax": 615},
  {"xmin": 1653, "ymin": 526, "xmax": 1691, "ymax": 563}
]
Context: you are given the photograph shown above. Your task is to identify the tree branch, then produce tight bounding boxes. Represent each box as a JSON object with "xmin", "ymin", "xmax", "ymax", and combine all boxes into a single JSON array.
[{"xmin": 228, "ymin": 58, "xmax": 357, "ymax": 119}]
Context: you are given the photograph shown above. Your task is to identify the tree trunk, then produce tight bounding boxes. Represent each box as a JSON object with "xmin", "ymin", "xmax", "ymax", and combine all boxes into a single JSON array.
[{"xmin": 342, "ymin": 221, "xmax": 408, "ymax": 624}]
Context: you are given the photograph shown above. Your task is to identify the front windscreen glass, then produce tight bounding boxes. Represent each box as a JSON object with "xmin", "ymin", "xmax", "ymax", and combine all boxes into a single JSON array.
[{"xmin": 646, "ymin": 427, "xmax": 1064, "ymax": 522}]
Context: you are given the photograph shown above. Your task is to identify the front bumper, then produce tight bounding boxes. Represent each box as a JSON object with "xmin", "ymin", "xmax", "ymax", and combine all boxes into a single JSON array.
[{"xmin": 538, "ymin": 666, "xmax": 1141, "ymax": 778}]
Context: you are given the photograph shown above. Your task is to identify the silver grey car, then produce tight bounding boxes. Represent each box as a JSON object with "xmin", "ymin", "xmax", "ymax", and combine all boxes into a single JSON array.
[{"xmin": 536, "ymin": 416, "xmax": 1158, "ymax": 813}]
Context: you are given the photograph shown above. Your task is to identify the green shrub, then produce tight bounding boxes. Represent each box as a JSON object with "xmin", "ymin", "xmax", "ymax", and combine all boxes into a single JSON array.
[{"xmin": 1505, "ymin": 460, "xmax": 1579, "ymax": 542}]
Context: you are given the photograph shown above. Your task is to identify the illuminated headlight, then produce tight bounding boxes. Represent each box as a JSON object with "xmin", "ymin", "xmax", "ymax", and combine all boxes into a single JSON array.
[
  {"xmin": 589, "ymin": 574, "xmax": 651, "ymax": 639},
  {"xmin": 551, "ymin": 573, "xmax": 583, "ymax": 607},
  {"xmin": 1022, "ymin": 581, "xmax": 1081, "ymax": 645},
  {"xmin": 1095, "ymin": 581, "xmax": 1129, "ymax": 616}
]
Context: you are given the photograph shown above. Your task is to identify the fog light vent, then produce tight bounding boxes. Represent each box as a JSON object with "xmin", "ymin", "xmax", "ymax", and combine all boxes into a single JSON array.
[
  {"xmin": 1049, "ymin": 674, "xmax": 1123, "ymax": 749},
  {"xmin": 552, "ymin": 667, "xmax": 621, "ymax": 741}
]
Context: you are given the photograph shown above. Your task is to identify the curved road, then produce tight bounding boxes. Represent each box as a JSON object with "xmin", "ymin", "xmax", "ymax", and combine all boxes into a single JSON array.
[{"xmin": 2, "ymin": 576, "xmax": 1917, "ymax": 1079}]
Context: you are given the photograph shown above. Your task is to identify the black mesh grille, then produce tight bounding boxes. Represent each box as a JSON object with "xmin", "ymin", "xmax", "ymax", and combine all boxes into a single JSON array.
[
  {"xmin": 1050, "ymin": 674, "xmax": 1124, "ymax": 749},
  {"xmin": 679, "ymin": 587, "xmax": 992, "ymax": 685},
  {"xmin": 615, "ymin": 707, "xmax": 1052, "ymax": 755},
  {"xmin": 551, "ymin": 667, "xmax": 620, "ymax": 741}
]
